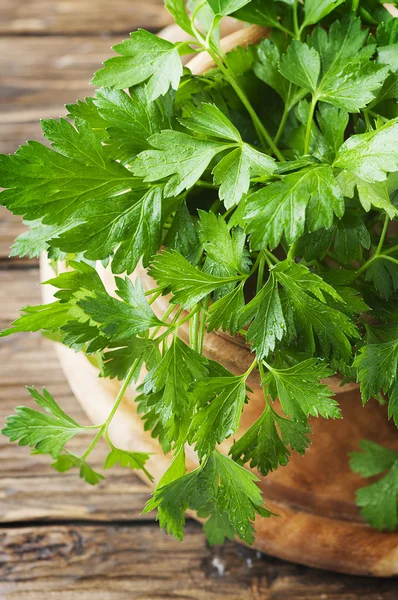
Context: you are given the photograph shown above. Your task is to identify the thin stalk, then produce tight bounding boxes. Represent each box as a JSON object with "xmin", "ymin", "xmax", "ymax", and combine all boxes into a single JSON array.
[
  {"xmin": 190, "ymin": 308, "xmax": 199, "ymax": 352},
  {"xmin": 150, "ymin": 304, "xmax": 177, "ymax": 339},
  {"xmin": 174, "ymin": 304, "xmax": 201, "ymax": 328},
  {"xmin": 263, "ymin": 248, "xmax": 279, "ymax": 265},
  {"xmin": 198, "ymin": 297, "xmax": 209, "ymax": 354},
  {"xmin": 243, "ymin": 358, "xmax": 258, "ymax": 379},
  {"xmin": 197, "ymin": 180, "xmax": 218, "ymax": 189},
  {"xmin": 274, "ymin": 103, "xmax": 290, "ymax": 147},
  {"xmin": 144, "ymin": 286, "xmax": 163, "ymax": 297},
  {"xmin": 293, "ymin": 0, "xmax": 300, "ymax": 39},
  {"xmin": 148, "ymin": 289, "xmax": 163, "ymax": 305},
  {"xmin": 287, "ymin": 243, "xmax": 296, "ymax": 262},
  {"xmin": 256, "ymin": 254, "xmax": 266, "ymax": 293},
  {"xmin": 368, "ymin": 110, "xmax": 389, "ymax": 124},
  {"xmin": 363, "ymin": 109, "xmax": 373, "ymax": 131},
  {"xmin": 376, "ymin": 215, "xmax": 390, "ymax": 256},
  {"xmin": 352, "ymin": 0, "xmax": 360, "ymax": 14},
  {"xmin": 258, "ymin": 361, "xmax": 267, "ymax": 386},
  {"xmin": 355, "ymin": 254, "xmax": 398, "ymax": 278},
  {"xmin": 304, "ymin": 96, "xmax": 317, "ymax": 155},
  {"xmin": 82, "ymin": 360, "xmax": 139, "ymax": 460},
  {"xmin": 384, "ymin": 244, "xmax": 398, "ymax": 256},
  {"xmin": 210, "ymin": 52, "xmax": 285, "ymax": 161}
]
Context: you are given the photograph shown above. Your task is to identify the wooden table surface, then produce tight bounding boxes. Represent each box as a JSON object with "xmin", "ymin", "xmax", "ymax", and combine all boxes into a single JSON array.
[{"xmin": 0, "ymin": 2, "xmax": 398, "ymax": 598}]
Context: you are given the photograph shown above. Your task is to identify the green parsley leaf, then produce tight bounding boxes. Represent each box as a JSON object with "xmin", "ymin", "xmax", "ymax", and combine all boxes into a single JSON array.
[
  {"xmin": 239, "ymin": 273, "xmax": 286, "ymax": 359},
  {"xmin": 0, "ymin": 302, "xmax": 69, "ymax": 337},
  {"xmin": 52, "ymin": 187, "xmax": 162, "ymax": 275},
  {"xmin": 188, "ymin": 375, "xmax": 247, "ymax": 459},
  {"xmin": 144, "ymin": 450, "xmax": 271, "ymax": 543},
  {"xmin": 316, "ymin": 102, "xmax": 349, "ymax": 158},
  {"xmin": 366, "ymin": 258, "xmax": 398, "ymax": 298},
  {"xmin": 198, "ymin": 210, "xmax": 250, "ymax": 274},
  {"xmin": 280, "ymin": 41, "xmax": 321, "ymax": 93},
  {"xmin": 308, "ymin": 15, "xmax": 389, "ymax": 111},
  {"xmin": 104, "ymin": 447, "xmax": 153, "ymax": 481},
  {"xmin": 133, "ymin": 130, "xmax": 229, "ymax": 197},
  {"xmin": 101, "ymin": 338, "xmax": 161, "ymax": 381},
  {"xmin": 333, "ymin": 212, "xmax": 371, "ymax": 264},
  {"xmin": 231, "ymin": 0, "xmax": 281, "ymax": 29},
  {"xmin": 230, "ymin": 405, "xmax": 311, "ymax": 475},
  {"xmin": 244, "ymin": 166, "xmax": 344, "ymax": 249},
  {"xmin": 143, "ymin": 337, "xmax": 209, "ymax": 444},
  {"xmin": 302, "ymin": 0, "xmax": 345, "ymax": 29},
  {"xmin": 10, "ymin": 219, "xmax": 69, "ymax": 259},
  {"xmin": 0, "ymin": 117, "xmax": 138, "ymax": 226},
  {"xmin": 207, "ymin": 284, "xmax": 245, "ymax": 335},
  {"xmin": 165, "ymin": 0, "xmax": 194, "ymax": 35},
  {"xmin": 93, "ymin": 86, "xmax": 172, "ymax": 158},
  {"xmin": 337, "ymin": 171, "xmax": 398, "ymax": 219},
  {"xmin": 91, "ymin": 31, "xmax": 185, "ymax": 101},
  {"xmin": 2, "ymin": 387, "xmax": 85, "ymax": 458},
  {"xmin": 354, "ymin": 339, "xmax": 398, "ymax": 403},
  {"xmin": 334, "ymin": 118, "xmax": 398, "ymax": 182},
  {"xmin": 350, "ymin": 441, "xmax": 398, "ymax": 531},
  {"xmin": 78, "ymin": 277, "xmax": 162, "ymax": 338},
  {"xmin": 265, "ymin": 359, "xmax": 340, "ymax": 422},
  {"xmin": 52, "ymin": 454, "xmax": 105, "ymax": 485},
  {"xmin": 273, "ymin": 261, "xmax": 358, "ymax": 360},
  {"xmin": 135, "ymin": 104, "xmax": 275, "ymax": 206},
  {"xmin": 148, "ymin": 249, "xmax": 243, "ymax": 308},
  {"xmin": 207, "ymin": 0, "xmax": 250, "ymax": 17},
  {"xmin": 350, "ymin": 440, "xmax": 398, "ymax": 477}
]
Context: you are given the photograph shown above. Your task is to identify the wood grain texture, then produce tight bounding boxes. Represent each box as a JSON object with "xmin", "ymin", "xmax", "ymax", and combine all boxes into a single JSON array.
[
  {"xmin": 0, "ymin": 0, "xmax": 172, "ymax": 35},
  {"xmin": 1, "ymin": 523, "xmax": 398, "ymax": 600}
]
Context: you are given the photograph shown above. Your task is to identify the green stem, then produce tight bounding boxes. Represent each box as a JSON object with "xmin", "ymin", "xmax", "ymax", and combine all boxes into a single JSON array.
[
  {"xmin": 210, "ymin": 52, "xmax": 285, "ymax": 161},
  {"xmin": 243, "ymin": 358, "xmax": 258, "ymax": 379},
  {"xmin": 144, "ymin": 286, "xmax": 163, "ymax": 297},
  {"xmin": 197, "ymin": 180, "xmax": 218, "ymax": 190},
  {"xmin": 198, "ymin": 297, "xmax": 209, "ymax": 354},
  {"xmin": 190, "ymin": 307, "xmax": 199, "ymax": 352},
  {"xmin": 355, "ymin": 254, "xmax": 398, "ymax": 278},
  {"xmin": 174, "ymin": 304, "xmax": 201, "ymax": 329},
  {"xmin": 150, "ymin": 304, "xmax": 177, "ymax": 339},
  {"xmin": 148, "ymin": 289, "xmax": 163, "ymax": 305},
  {"xmin": 363, "ymin": 109, "xmax": 373, "ymax": 131},
  {"xmin": 384, "ymin": 244, "xmax": 398, "ymax": 256},
  {"xmin": 352, "ymin": 0, "xmax": 360, "ymax": 14},
  {"xmin": 82, "ymin": 360, "xmax": 139, "ymax": 460},
  {"xmin": 293, "ymin": 0, "xmax": 300, "ymax": 40},
  {"xmin": 263, "ymin": 248, "xmax": 279, "ymax": 265},
  {"xmin": 304, "ymin": 96, "xmax": 317, "ymax": 155},
  {"xmin": 376, "ymin": 215, "xmax": 390, "ymax": 256},
  {"xmin": 287, "ymin": 243, "xmax": 296, "ymax": 263},
  {"xmin": 256, "ymin": 254, "xmax": 266, "ymax": 293},
  {"xmin": 368, "ymin": 110, "xmax": 389, "ymax": 124},
  {"xmin": 274, "ymin": 102, "xmax": 290, "ymax": 147},
  {"xmin": 258, "ymin": 361, "xmax": 267, "ymax": 387}
]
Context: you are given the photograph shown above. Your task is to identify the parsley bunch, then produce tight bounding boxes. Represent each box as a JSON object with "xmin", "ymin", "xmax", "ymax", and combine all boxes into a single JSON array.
[{"xmin": 2, "ymin": 0, "xmax": 398, "ymax": 541}]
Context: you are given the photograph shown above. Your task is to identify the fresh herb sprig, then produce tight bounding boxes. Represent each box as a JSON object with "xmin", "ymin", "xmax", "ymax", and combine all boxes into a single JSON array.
[{"xmin": 1, "ymin": 0, "xmax": 398, "ymax": 541}]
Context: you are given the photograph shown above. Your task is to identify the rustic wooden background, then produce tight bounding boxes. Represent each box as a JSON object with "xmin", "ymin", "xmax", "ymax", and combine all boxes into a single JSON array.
[{"xmin": 1, "ymin": 1, "xmax": 398, "ymax": 598}]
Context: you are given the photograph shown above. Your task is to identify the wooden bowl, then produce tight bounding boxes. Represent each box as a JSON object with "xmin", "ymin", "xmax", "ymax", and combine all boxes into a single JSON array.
[{"xmin": 40, "ymin": 20, "xmax": 398, "ymax": 576}]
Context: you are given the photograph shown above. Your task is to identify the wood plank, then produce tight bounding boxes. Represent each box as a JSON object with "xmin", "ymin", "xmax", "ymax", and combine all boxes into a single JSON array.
[
  {"xmin": 1, "ymin": 523, "xmax": 397, "ymax": 600},
  {"xmin": 0, "ymin": 267, "xmax": 152, "ymax": 522},
  {"xmin": 0, "ymin": 0, "xmax": 172, "ymax": 35},
  {"xmin": 0, "ymin": 210, "xmax": 25, "ymax": 260},
  {"xmin": 0, "ymin": 36, "xmax": 124, "ymax": 125}
]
